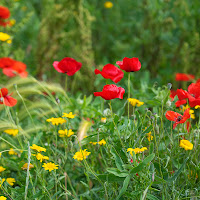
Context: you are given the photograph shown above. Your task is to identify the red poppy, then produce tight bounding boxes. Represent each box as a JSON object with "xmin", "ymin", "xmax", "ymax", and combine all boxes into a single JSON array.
[
  {"xmin": 175, "ymin": 99, "xmax": 187, "ymax": 107},
  {"xmin": 0, "ymin": 57, "xmax": 15, "ymax": 68},
  {"xmin": 169, "ymin": 90, "xmax": 177, "ymax": 101},
  {"xmin": 53, "ymin": 57, "xmax": 82, "ymax": 76},
  {"xmin": 175, "ymin": 73, "xmax": 195, "ymax": 81},
  {"xmin": 0, "ymin": 88, "xmax": 17, "ymax": 107},
  {"xmin": 94, "ymin": 84, "xmax": 125, "ymax": 100},
  {"xmin": 188, "ymin": 82, "xmax": 200, "ymax": 98},
  {"xmin": 0, "ymin": 6, "xmax": 10, "ymax": 19},
  {"xmin": 94, "ymin": 64, "xmax": 124, "ymax": 83},
  {"xmin": 116, "ymin": 57, "xmax": 141, "ymax": 72},
  {"xmin": 2, "ymin": 61, "xmax": 28, "ymax": 78},
  {"xmin": 176, "ymin": 89, "xmax": 188, "ymax": 100},
  {"xmin": 165, "ymin": 108, "xmax": 190, "ymax": 129},
  {"xmin": 187, "ymin": 94, "xmax": 200, "ymax": 108}
]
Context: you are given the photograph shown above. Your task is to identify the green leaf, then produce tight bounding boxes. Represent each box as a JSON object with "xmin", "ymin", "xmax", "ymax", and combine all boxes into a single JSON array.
[
  {"xmin": 130, "ymin": 154, "xmax": 155, "ymax": 176},
  {"xmin": 167, "ymin": 157, "xmax": 189, "ymax": 182},
  {"xmin": 106, "ymin": 168, "xmax": 128, "ymax": 177},
  {"xmin": 110, "ymin": 147, "xmax": 124, "ymax": 171},
  {"xmin": 146, "ymin": 193, "xmax": 160, "ymax": 200},
  {"xmin": 116, "ymin": 175, "xmax": 131, "ymax": 200},
  {"xmin": 141, "ymin": 186, "xmax": 149, "ymax": 200}
]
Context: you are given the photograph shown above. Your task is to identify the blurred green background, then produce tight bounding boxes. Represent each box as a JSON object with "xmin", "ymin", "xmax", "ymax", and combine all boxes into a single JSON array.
[{"xmin": 1, "ymin": 0, "xmax": 200, "ymax": 93}]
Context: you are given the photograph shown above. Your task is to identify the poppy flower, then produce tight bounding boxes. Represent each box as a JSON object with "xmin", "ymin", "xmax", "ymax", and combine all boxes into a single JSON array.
[
  {"xmin": 175, "ymin": 99, "xmax": 187, "ymax": 107},
  {"xmin": 169, "ymin": 90, "xmax": 177, "ymax": 101},
  {"xmin": 53, "ymin": 57, "xmax": 82, "ymax": 76},
  {"xmin": 2, "ymin": 61, "xmax": 28, "ymax": 78},
  {"xmin": 94, "ymin": 84, "xmax": 125, "ymax": 100},
  {"xmin": 0, "ymin": 57, "xmax": 15, "ymax": 68},
  {"xmin": 116, "ymin": 57, "xmax": 141, "ymax": 72},
  {"xmin": 176, "ymin": 89, "xmax": 188, "ymax": 100},
  {"xmin": 94, "ymin": 64, "xmax": 124, "ymax": 83},
  {"xmin": 165, "ymin": 108, "xmax": 190, "ymax": 129},
  {"xmin": 0, "ymin": 6, "xmax": 10, "ymax": 19},
  {"xmin": 0, "ymin": 88, "xmax": 17, "ymax": 107},
  {"xmin": 175, "ymin": 73, "xmax": 195, "ymax": 81},
  {"xmin": 188, "ymin": 82, "xmax": 200, "ymax": 98},
  {"xmin": 187, "ymin": 94, "xmax": 200, "ymax": 108}
]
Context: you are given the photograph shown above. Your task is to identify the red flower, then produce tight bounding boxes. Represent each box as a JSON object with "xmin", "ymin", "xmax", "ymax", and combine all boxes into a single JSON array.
[
  {"xmin": 0, "ymin": 6, "xmax": 10, "ymax": 19},
  {"xmin": 94, "ymin": 84, "xmax": 125, "ymax": 100},
  {"xmin": 187, "ymin": 94, "xmax": 200, "ymax": 108},
  {"xmin": 188, "ymin": 82, "xmax": 200, "ymax": 99},
  {"xmin": 169, "ymin": 90, "xmax": 177, "ymax": 101},
  {"xmin": 175, "ymin": 99, "xmax": 187, "ymax": 107},
  {"xmin": 94, "ymin": 64, "xmax": 124, "ymax": 83},
  {"xmin": 2, "ymin": 61, "xmax": 28, "ymax": 78},
  {"xmin": 176, "ymin": 89, "xmax": 188, "ymax": 100},
  {"xmin": 0, "ymin": 88, "xmax": 17, "ymax": 107},
  {"xmin": 116, "ymin": 57, "xmax": 141, "ymax": 72},
  {"xmin": 0, "ymin": 57, "xmax": 15, "ymax": 69},
  {"xmin": 175, "ymin": 73, "xmax": 195, "ymax": 81},
  {"xmin": 53, "ymin": 57, "xmax": 82, "ymax": 76},
  {"xmin": 165, "ymin": 108, "xmax": 190, "ymax": 129}
]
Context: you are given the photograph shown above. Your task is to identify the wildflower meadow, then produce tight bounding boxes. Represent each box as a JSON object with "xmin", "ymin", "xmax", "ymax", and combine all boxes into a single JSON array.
[{"xmin": 0, "ymin": 1, "xmax": 200, "ymax": 200}]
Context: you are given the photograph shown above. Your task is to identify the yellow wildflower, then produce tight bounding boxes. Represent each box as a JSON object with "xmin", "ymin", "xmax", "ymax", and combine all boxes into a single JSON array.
[
  {"xmin": 0, "ymin": 166, "xmax": 6, "ymax": 173},
  {"xmin": 6, "ymin": 178, "xmax": 15, "ymax": 186},
  {"xmin": 0, "ymin": 153, "xmax": 1, "ymax": 157},
  {"xmin": 147, "ymin": 132, "xmax": 153, "ymax": 141},
  {"xmin": 89, "ymin": 141, "xmax": 98, "ymax": 145},
  {"xmin": 42, "ymin": 162, "xmax": 58, "ymax": 172},
  {"xmin": 73, "ymin": 149, "xmax": 91, "ymax": 161},
  {"xmin": 21, "ymin": 163, "xmax": 34, "ymax": 170},
  {"xmin": 7, "ymin": 40, "xmax": 12, "ymax": 44},
  {"xmin": 101, "ymin": 117, "xmax": 106, "ymax": 123},
  {"xmin": 127, "ymin": 98, "xmax": 144, "ymax": 107},
  {"xmin": 127, "ymin": 147, "xmax": 148, "ymax": 156},
  {"xmin": 0, "ymin": 196, "xmax": 7, "ymax": 200},
  {"xmin": 98, "ymin": 139, "xmax": 106, "ymax": 146},
  {"xmin": 195, "ymin": 105, "xmax": 200, "ymax": 109},
  {"xmin": 58, "ymin": 129, "xmax": 74, "ymax": 137},
  {"xmin": 30, "ymin": 144, "xmax": 46, "ymax": 152},
  {"xmin": 33, "ymin": 153, "xmax": 49, "ymax": 162},
  {"xmin": 182, "ymin": 105, "xmax": 190, "ymax": 111},
  {"xmin": 9, "ymin": 19, "xmax": 16, "ymax": 26},
  {"xmin": 9, "ymin": 148, "xmax": 18, "ymax": 155},
  {"xmin": 46, "ymin": 117, "xmax": 66, "ymax": 125},
  {"xmin": 62, "ymin": 112, "xmax": 75, "ymax": 119},
  {"xmin": 0, "ymin": 32, "xmax": 11, "ymax": 42},
  {"xmin": 104, "ymin": 1, "xmax": 113, "ymax": 8},
  {"xmin": 4, "ymin": 129, "xmax": 18, "ymax": 136},
  {"xmin": 189, "ymin": 110, "xmax": 195, "ymax": 119},
  {"xmin": 179, "ymin": 140, "xmax": 193, "ymax": 150},
  {"xmin": 0, "ymin": 179, "xmax": 5, "ymax": 188}
]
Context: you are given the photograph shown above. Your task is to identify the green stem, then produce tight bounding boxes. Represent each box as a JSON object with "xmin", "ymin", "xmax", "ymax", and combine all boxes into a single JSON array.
[{"xmin": 128, "ymin": 73, "xmax": 131, "ymax": 120}]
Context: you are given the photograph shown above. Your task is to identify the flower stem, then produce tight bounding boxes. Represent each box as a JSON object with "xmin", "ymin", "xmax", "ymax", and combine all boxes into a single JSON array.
[{"xmin": 128, "ymin": 73, "xmax": 131, "ymax": 120}]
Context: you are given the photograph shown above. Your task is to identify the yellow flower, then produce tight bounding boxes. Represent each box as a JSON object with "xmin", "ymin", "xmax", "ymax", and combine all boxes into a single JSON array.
[
  {"xmin": 4, "ymin": 129, "xmax": 18, "ymax": 136},
  {"xmin": 0, "ymin": 196, "xmax": 6, "ymax": 200},
  {"xmin": 101, "ymin": 117, "xmax": 106, "ymax": 123},
  {"xmin": 89, "ymin": 141, "xmax": 97, "ymax": 145},
  {"xmin": 0, "ymin": 32, "xmax": 11, "ymax": 42},
  {"xmin": 127, "ymin": 147, "xmax": 147, "ymax": 156},
  {"xmin": 9, "ymin": 148, "xmax": 18, "ymax": 155},
  {"xmin": 0, "ymin": 153, "xmax": 1, "ymax": 157},
  {"xmin": 127, "ymin": 98, "xmax": 144, "ymax": 107},
  {"xmin": 73, "ymin": 149, "xmax": 91, "ymax": 161},
  {"xmin": 147, "ymin": 132, "xmax": 153, "ymax": 141},
  {"xmin": 46, "ymin": 117, "xmax": 66, "ymax": 125},
  {"xmin": 0, "ymin": 166, "xmax": 6, "ymax": 173},
  {"xmin": 62, "ymin": 112, "xmax": 75, "ymax": 119},
  {"xmin": 182, "ymin": 105, "xmax": 190, "ymax": 111},
  {"xmin": 6, "ymin": 178, "xmax": 15, "ymax": 186},
  {"xmin": 6, "ymin": 40, "xmax": 12, "ymax": 44},
  {"xmin": 104, "ymin": 1, "xmax": 113, "ymax": 8},
  {"xmin": 21, "ymin": 163, "xmax": 34, "ymax": 170},
  {"xmin": 58, "ymin": 129, "xmax": 74, "ymax": 137},
  {"xmin": 30, "ymin": 144, "xmax": 46, "ymax": 152},
  {"xmin": 0, "ymin": 179, "xmax": 5, "ymax": 188},
  {"xmin": 179, "ymin": 140, "xmax": 193, "ymax": 150},
  {"xmin": 34, "ymin": 153, "xmax": 49, "ymax": 162},
  {"xmin": 98, "ymin": 139, "xmax": 106, "ymax": 146},
  {"xmin": 42, "ymin": 162, "xmax": 58, "ymax": 172},
  {"xmin": 195, "ymin": 105, "xmax": 200, "ymax": 109},
  {"xmin": 189, "ymin": 109, "xmax": 195, "ymax": 119},
  {"xmin": 9, "ymin": 19, "xmax": 16, "ymax": 26}
]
